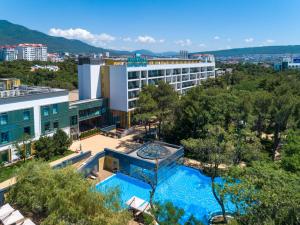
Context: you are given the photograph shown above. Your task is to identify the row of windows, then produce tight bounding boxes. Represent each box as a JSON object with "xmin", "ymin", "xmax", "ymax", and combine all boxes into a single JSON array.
[
  {"xmin": 0, "ymin": 126, "xmax": 32, "ymax": 145},
  {"xmin": 42, "ymin": 104, "xmax": 58, "ymax": 117},
  {"xmin": 79, "ymin": 107, "xmax": 105, "ymax": 118},
  {"xmin": 44, "ymin": 121, "xmax": 59, "ymax": 133},
  {"xmin": 0, "ymin": 110, "xmax": 31, "ymax": 126},
  {"xmin": 128, "ymin": 67, "xmax": 215, "ymax": 79}
]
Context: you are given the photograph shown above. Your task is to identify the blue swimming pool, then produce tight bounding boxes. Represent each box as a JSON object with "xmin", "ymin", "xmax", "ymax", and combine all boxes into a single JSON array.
[{"xmin": 96, "ymin": 165, "xmax": 235, "ymax": 224}]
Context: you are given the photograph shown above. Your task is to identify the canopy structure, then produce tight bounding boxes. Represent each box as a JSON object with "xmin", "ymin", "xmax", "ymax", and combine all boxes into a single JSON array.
[
  {"xmin": 0, "ymin": 203, "xmax": 36, "ymax": 225},
  {"xmin": 126, "ymin": 196, "xmax": 150, "ymax": 214}
]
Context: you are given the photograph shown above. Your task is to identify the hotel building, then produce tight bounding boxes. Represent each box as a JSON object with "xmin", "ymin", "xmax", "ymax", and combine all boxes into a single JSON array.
[
  {"xmin": 0, "ymin": 46, "xmax": 18, "ymax": 61},
  {"xmin": 0, "ymin": 78, "xmax": 112, "ymax": 163},
  {"xmin": 98, "ymin": 55, "xmax": 215, "ymax": 128},
  {"xmin": 16, "ymin": 44, "xmax": 47, "ymax": 61}
]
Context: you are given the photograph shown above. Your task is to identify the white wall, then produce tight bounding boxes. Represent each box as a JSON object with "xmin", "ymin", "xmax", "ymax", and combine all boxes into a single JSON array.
[
  {"xmin": 78, "ymin": 64, "xmax": 101, "ymax": 100},
  {"xmin": 109, "ymin": 66, "xmax": 128, "ymax": 112}
]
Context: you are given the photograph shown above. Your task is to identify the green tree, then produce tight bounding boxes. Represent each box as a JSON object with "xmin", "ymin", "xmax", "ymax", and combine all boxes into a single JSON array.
[
  {"xmin": 182, "ymin": 126, "xmax": 232, "ymax": 223},
  {"xmin": 269, "ymin": 94, "xmax": 295, "ymax": 160},
  {"xmin": 34, "ymin": 136, "xmax": 55, "ymax": 160},
  {"xmin": 135, "ymin": 85, "xmax": 157, "ymax": 134},
  {"xmin": 52, "ymin": 129, "xmax": 72, "ymax": 155},
  {"xmin": 252, "ymin": 91, "xmax": 272, "ymax": 137},
  {"xmin": 8, "ymin": 161, "xmax": 131, "ymax": 225},
  {"xmin": 281, "ymin": 130, "xmax": 300, "ymax": 173},
  {"xmin": 225, "ymin": 162, "xmax": 300, "ymax": 225},
  {"xmin": 153, "ymin": 81, "xmax": 178, "ymax": 139},
  {"xmin": 14, "ymin": 134, "xmax": 31, "ymax": 163}
]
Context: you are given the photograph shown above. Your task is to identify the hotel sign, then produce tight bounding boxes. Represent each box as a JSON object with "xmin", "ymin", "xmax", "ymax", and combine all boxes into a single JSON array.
[{"xmin": 127, "ymin": 56, "xmax": 147, "ymax": 67}]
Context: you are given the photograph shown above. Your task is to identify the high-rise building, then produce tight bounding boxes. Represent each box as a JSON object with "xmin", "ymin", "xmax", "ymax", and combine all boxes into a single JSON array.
[
  {"xmin": 179, "ymin": 50, "xmax": 189, "ymax": 59},
  {"xmin": 0, "ymin": 46, "xmax": 18, "ymax": 61},
  {"xmin": 16, "ymin": 43, "xmax": 47, "ymax": 61}
]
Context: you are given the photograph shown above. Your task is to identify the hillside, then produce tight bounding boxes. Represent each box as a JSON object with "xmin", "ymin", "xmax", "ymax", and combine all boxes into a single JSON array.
[
  {"xmin": 0, "ymin": 20, "xmax": 114, "ymax": 54},
  {"xmin": 196, "ymin": 45, "xmax": 300, "ymax": 57}
]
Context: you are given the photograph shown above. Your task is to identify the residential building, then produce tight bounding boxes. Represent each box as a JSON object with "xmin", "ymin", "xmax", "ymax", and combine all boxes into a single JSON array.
[
  {"xmin": 0, "ymin": 46, "xmax": 18, "ymax": 61},
  {"xmin": 0, "ymin": 78, "xmax": 113, "ymax": 164},
  {"xmin": 31, "ymin": 65, "xmax": 59, "ymax": 72},
  {"xmin": 274, "ymin": 56, "xmax": 300, "ymax": 71},
  {"xmin": 16, "ymin": 43, "xmax": 47, "ymax": 61},
  {"xmin": 179, "ymin": 50, "xmax": 188, "ymax": 59}
]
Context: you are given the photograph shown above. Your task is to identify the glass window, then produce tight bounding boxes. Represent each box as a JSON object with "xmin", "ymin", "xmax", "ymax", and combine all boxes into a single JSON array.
[
  {"xmin": 43, "ymin": 106, "xmax": 49, "ymax": 116},
  {"xmin": 23, "ymin": 110, "xmax": 30, "ymax": 121},
  {"xmin": 53, "ymin": 121, "xmax": 59, "ymax": 129},
  {"xmin": 52, "ymin": 104, "xmax": 58, "ymax": 114},
  {"xmin": 1, "ymin": 131, "xmax": 9, "ymax": 144},
  {"xmin": 0, "ymin": 113, "xmax": 8, "ymax": 125},
  {"xmin": 70, "ymin": 115, "xmax": 78, "ymax": 126},
  {"xmin": 24, "ymin": 126, "xmax": 31, "ymax": 136},
  {"xmin": 44, "ymin": 122, "xmax": 51, "ymax": 132}
]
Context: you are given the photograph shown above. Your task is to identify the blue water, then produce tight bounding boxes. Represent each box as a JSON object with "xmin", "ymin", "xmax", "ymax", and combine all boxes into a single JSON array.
[{"xmin": 96, "ymin": 165, "xmax": 235, "ymax": 224}]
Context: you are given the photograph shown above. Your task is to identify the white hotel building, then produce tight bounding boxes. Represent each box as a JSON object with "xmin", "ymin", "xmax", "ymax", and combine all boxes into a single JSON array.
[
  {"xmin": 16, "ymin": 44, "xmax": 47, "ymax": 61},
  {"xmin": 78, "ymin": 55, "xmax": 216, "ymax": 128}
]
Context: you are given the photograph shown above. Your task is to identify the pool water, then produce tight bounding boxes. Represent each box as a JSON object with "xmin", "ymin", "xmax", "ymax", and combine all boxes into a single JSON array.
[{"xmin": 96, "ymin": 165, "xmax": 235, "ymax": 224}]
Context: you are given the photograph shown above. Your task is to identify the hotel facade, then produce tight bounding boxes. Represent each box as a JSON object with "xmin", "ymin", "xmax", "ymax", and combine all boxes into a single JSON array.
[
  {"xmin": 98, "ymin": 55, "xmax": 215, "ymax": 128},
  {"xmin": 0, "ymin": 54, "xmax": 215, "ymax": 163}
]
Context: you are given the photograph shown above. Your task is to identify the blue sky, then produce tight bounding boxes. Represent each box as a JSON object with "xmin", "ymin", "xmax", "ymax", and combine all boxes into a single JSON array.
[{"xmin": 1, "ymin": 0, "xmax": 300, "ymax": 52}]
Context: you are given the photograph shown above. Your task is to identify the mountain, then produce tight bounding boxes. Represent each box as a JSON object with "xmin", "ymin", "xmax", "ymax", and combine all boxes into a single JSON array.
[
  {"xmin": 195, "ymin": 45, "xmax": 300, "ymax": 57},
  {"xmin": 0, "ymin": 20, "xmax": 130, "ymax": 55}
]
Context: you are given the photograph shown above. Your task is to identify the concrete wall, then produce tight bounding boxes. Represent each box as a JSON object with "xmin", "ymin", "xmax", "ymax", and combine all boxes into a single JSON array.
[
  {"xmin": 78, "ymin": 64, "xmax": 101, "ymax": 100},
  {"xmin": 109, "ymin": 66, "xmax": 128, "ymax": 112}
]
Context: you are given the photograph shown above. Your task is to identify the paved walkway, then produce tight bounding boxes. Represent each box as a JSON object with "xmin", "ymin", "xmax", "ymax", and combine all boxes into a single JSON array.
[{"xmin": 70, "ymin": 132, "xmax": 141, "ymax": 155}]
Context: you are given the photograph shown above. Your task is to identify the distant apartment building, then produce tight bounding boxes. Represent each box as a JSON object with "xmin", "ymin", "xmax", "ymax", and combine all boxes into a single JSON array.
[
  {"xmin": 0, "ymin": 46, "xmax": 18, "ymax": 61},
  {"xmin": 78, "ymin": 55, "xmax": 216, "ymax": 128},
  {"xmin": 179, "ymin": 50, "xmax": 188, "ymax": 59},
  {"xmin": 16, "ymin": 43, "xmax": 47, "ymax": 61},
  {"xmin": 274, "ymin": 56, "xmax": 300, "ymax": 71},
  {"xmin": 31, "ymin": 65, "xmax": 59, "ymax": 72}
]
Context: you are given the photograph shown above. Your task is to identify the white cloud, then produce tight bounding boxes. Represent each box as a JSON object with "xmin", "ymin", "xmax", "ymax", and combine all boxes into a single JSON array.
[
  {"xmin": 198, "ymin": 43, "xmax": 206, "ymax": 48},
  {"xmin": 227, "ymin": 38, "xmax": 232, "ymax": 42},
  {"xmin": 226, "ymin": 45, "xmax": 232, "ymax": 49},
  {"xmin": 245, "ymin": 37, "xmax": 254, "ymax": 43},
  {"xmin": 266, "ymin": 39, "xmax": 275, "ymax": 44},
  {"xmin": 135, "ymin": 35, "xmax": 156, "ymax": 44},
  {"xmin": 123, "ymin": 37, "xmax": 132, "ymax": 42},
  {"xmin": 174, "ymin": 39, "xmax": 192, "ymax": 47},
  {"xmin": 214, "ymin": 36, "xmax": 220, "ymax": 40},
  {"xmin": 158, "ymin": 39, "xmax": 165, "ymax": 43},
  {"xmin": 49, "ymin": 28, "xmax": 115, "ymax": 46}
]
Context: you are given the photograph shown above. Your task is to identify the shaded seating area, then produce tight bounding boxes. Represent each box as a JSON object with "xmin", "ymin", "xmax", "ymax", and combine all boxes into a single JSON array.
[{"xmin": 0, "ymin": 203, "xmax": 36, "ymax": 225}]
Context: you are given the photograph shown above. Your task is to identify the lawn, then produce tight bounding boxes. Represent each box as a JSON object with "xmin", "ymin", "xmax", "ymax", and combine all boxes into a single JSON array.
[{"xmin": 0, "ymin": 150, "xmax": 74, "ymax": 183}]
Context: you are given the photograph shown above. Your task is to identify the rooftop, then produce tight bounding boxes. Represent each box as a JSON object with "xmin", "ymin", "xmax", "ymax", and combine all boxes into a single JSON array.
[{"xmin": 0, "ymin": 85, "xmax": 66, "ymax": 99}]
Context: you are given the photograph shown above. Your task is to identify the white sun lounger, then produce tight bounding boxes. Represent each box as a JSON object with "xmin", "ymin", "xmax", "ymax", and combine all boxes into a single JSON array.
[
  {"xmin": 126, "ymin": 196, "xmax": 151, "ymax": 215},
  {"xmin": 0, "ymin": 204, "xmax": 15, "ymax": 221},
  {"xmin": 1, "ymin": 210, "xmax": 24, "ymax": 225}
]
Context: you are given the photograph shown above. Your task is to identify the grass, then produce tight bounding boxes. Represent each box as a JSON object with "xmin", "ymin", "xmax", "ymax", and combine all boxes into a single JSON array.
[{"xmin": 0, "ymin": 150, "xmax": 74, "ymax": 183}]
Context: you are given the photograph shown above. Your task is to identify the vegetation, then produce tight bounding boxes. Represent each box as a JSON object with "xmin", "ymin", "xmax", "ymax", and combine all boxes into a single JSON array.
[
  {"xmin": 34, "ymin": 129, "xmax": 72, "ymax": 160},
  {"xmin": 0, "ymin": 59, "xmax": 78, "ymax": 89},
  {"xmin": 79, "ymin": 128, "xmax": 100, "ymax": 139},
  {"xmin": 8, "ymin": 161, "xmax": 131, "ymax": 225},
  {"xmin": 135, "ymin": 63, "xmax": 300, "ymax": 224}
]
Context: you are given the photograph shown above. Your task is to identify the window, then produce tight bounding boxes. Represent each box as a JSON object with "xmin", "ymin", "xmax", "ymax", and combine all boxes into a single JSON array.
[
  {"xmin": 24, "ymin": 126, "xmax": 31, "ymax": 136},
  {"xmin": 70, "ymin": 115, "xmax": 78, "ymax": 126},
  {"xmin": 52, "ymin": 104, "xmax": 58, "ymax": 114},
  {"xmin": 53, "ymin": 121, "xmax": 59, "ymax": 129},
  {"xmin": 0, "ymin": 131, "xmax": 9, "ymax": 144},
  {"xmin": 0, "ymin": 113, "xmax": 8, "ymax": 125},
  {"xmin": 43, "ymin": 106, "xmax": 49, "ymax": 116},
  {"xmin": 44, "ymin": 122, "xmax": 51, "ymax": 132},
  {"xmin": 23, "ymin": 110, "xmax": 30, "ymax": 121}
]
